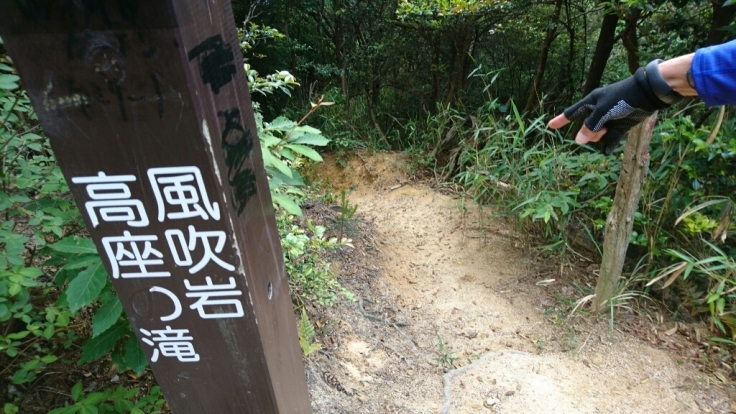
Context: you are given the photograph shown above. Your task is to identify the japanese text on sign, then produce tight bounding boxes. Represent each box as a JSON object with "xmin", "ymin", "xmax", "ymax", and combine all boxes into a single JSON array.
[{"xmin": 72, "ymin": 165, "xmax": 244, "ymax": 364}]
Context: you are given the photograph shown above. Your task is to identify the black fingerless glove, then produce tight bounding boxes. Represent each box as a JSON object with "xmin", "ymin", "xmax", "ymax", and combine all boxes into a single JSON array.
[{"xmin": 564, "ymin": 60, "xmax": 683, "ymax": 155}]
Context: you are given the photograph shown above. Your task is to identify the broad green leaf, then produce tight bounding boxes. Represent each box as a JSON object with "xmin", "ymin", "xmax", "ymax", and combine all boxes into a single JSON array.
[
  {"xmin": 1, "ymin": 232, "xmax": 29, "ymax": 258},
  {"xmin": 123, "ymin": 337, "xmax": 147, "ymax": 375},
  {"xmin": 269, "ymin": 155, "xmax": 293, "ymax": 178},
  {"xmin": 284, "ymin": 144, "xmax": 323, "ymax": 162},
  {"xmin": 4, "ymin": 403, "xmax": 19, "ymax": 414},
  {"xmin": 71, "ymin": 381, "xmax": 84, "ymax": 402},
  {"xmin": 10, "ymin": 370, "xmax": 33, "ymax": 385},
  {"xmin": 6, "ymin": 331, "xmax": 30, "ymax": 340},
  {"xmin": 123, "ymin": 387, "xmax": 139, "ymax": 399},
  {"xmin": 114, "ymin": 399, "xmax": 135, "ymax": 413},
  {"xmin": 260, "ymin": 134, "xmax": 281, "ymax": 148},
  {"xmin": 272, "ymin": 193, "xmax": 302, "ymax": 216},
  {"xmin": 0, "ymin": 74, "xmax": 19, "ymax": 90},
  {"xmin": 56, "ymin": 312, "xmax": 70, "ymax": 327},
  {"xmin": 267, "ymin": 167, "xmax": 304, "ymax": 186},
  {"xmin": 264, "ymin": 116, "xmax": 296, "ymax": 131},
  {"xmin": 79, "ymin": 406, "xmax": 98, "ymax": 414},
  {"xmin": 48, "ymin": 237, "xmax": 97, "ymax": 255},
  {"xmin": 92, "ymin": 296, "xmax": 122, "ymax": 337},
  {"xmin": 42, "ymin": 323, "xmax": 54, "ymax": 339},
  {"xmin": 261, "ymin": 147, "xmax": 275, "ymax": 168},
  {"xmin": 79, "ymin": 320, "xmax": 126, "ymax": 364},
  {"xmin": 293, "ymin": 125, "xmax": 321, "ymax": 135},
  {"xmin": 66, "ymin": 259, "xmax": 107, "ymax": 312},
  {"xmin": 41, "ymin": 354, "xmax": 58, "ymax": 363},
  {"xmin": 22, "ymin": 133, "xmax": 44, "ymax": 142},
  {"xmin": 9, "ymin": 195, "xmax": 30, "ymax": 203},
  {"xmin": 80, "ymin": 392, "xmax": 108, "ymax": 405},
  {"xmin": 64, "ymin": 255, "xmax": 101, "ymax": 270},
  {"xmin": 0, "ymin": 192, "xmax": 11, "ymax": 211},
  {"xmin": 287, "ymin": 133, "xmax": 330, "ymax": 146},
  {"xmin": 279, "ymin": 147, "xmax": 295, "ymax": 161},
  {"xmin": 18, "ymin": 267, "xmax": 43, "ymax": 278},
  {"xmin": 285, "ymin": 187, "xmax": 305, "ymax": 196},
  {"xmin": 26, "ymin": 142, "xmax": 42, "ymax": 151}
]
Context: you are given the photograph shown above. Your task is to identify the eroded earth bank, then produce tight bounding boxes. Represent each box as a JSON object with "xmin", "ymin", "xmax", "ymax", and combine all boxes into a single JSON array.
[{"xmin": 304, "ymin": 152, "xmax": 735, "ymax": 414}]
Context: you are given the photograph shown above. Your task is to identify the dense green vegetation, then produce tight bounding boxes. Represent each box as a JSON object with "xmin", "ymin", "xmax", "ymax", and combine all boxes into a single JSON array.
[
  {"xmin": 0, "ymin": 0, "xmax": 734, "ymax": 411},
  {"xmin": 236, "ymin": 0, "xmax": 735, "ymax": 336}
]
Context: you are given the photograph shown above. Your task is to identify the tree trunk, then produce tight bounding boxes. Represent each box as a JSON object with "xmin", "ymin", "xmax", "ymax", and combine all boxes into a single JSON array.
[
  {"xmin": 284, "ymin": 0, "xmax": 297, "ymax": 81},
  {"xmin": 524, "ymin": 0, "xmax": 564, "ymax": 113},
  {"xmin": 372, "ymin": 65, "xmax": 381, "ymax": 115},
  {"xmin": 445, "ymin": 41, "xmax": 460, "ymax": 105},
  {"xmin": 341, "ymin": 58, "xmax": 349, "ymax": 115},
  {"xmin": 331, "ymin": 0, "xmax": 349, "ymax": 114},
  {"xmin": 431, "ymin": 36, "xmax": 441, "ymax": 106},
  {"xmin": 621, "ymin": 8, "xmax": 642, "ymax": 74},
  {"xmin": 583, "ymin": 10, "xmax": 619, "ymax": 95},
  {"xmin": 560, "ymin": 0, "xmax": 576, "ymax": 103},
  {"xmin": 593, "ymin": 113, "xmax": 657, "ymax": 312},
  {"xmin": 706, "ymin": 0, "xmax": 736, "ymax": 46},
  {"xmin": 446, "ymin": 25, "xmax": 474, "ymax": 105}
]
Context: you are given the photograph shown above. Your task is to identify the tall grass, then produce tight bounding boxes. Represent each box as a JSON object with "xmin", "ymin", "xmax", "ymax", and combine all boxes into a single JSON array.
[{"xmin": 397, "ymin": 100, "xmax": 736, "ymax": 338}]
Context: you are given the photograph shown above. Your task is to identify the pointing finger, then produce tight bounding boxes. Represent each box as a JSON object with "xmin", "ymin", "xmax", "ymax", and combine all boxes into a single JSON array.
[{"xmin": 547, "ymin": 113, "xmax": 570, "ymax": 130}]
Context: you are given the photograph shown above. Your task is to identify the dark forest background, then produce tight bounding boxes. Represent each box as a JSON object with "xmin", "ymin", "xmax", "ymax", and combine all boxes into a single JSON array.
[{"xmin": 233, "ymin": 0, "xmax": 734, "ymax": 139}]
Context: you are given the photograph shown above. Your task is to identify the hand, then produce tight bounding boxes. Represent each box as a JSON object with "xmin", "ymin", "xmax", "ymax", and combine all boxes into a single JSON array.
[{"xmin": 547, "ymin": 66, "xmax": 673, "ymax": 154}]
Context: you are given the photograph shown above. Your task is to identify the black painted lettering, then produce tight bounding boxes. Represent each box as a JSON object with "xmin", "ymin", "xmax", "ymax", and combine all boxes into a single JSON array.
[
  {"xmin": 231, "ymin": 170, "xmax": 257, "ymax": 216},
  {"xmin": 218, "ymin": 108, "xmax": 256, "ymax": 215},
  {"xmin": 187, "ymin": 35, "xmax": 236, "ymax": 94}
]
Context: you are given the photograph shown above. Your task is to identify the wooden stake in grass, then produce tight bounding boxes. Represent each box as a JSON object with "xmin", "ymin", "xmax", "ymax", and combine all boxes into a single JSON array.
[{"xmin": 593, "ymin": 113, "xmax": 657, "ymax": 312}]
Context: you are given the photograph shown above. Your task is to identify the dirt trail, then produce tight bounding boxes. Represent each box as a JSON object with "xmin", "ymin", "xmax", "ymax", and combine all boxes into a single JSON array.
[{"xmin": 305, "ymin": 152, "xmax": 734, "ymax": 413}]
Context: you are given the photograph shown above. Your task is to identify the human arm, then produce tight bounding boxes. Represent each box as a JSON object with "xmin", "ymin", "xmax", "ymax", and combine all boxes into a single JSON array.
[
  {"xmin": 659, "ymin": 54, "xmax": 697, "ymax": 97},
  {"xmin": 547, "ymin": 60, "xmax": 687, "ymax": 154},
  {"xmin": 548, "ymin": 39, "xmax": 736, "ymax": 154}
]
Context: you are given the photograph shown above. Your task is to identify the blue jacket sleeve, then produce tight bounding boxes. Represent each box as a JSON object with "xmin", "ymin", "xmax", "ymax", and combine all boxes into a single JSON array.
[{"xmin": 692, "ymin": 39, "xmax": 736, "ymax": 106}]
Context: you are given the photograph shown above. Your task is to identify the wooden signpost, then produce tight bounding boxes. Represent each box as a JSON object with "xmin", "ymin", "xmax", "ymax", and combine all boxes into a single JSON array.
[{"xmin": 0, "ymin": 1, "xmax": 311, "ymax": 412}]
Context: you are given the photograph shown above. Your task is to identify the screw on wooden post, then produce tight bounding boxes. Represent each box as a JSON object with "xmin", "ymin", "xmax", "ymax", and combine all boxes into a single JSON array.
[
  {"xmin": 593, "ymin": 113, "xmax": 657, "ymax": 313},
  {"xmin": 0, "ymin": 2, "xmax": 311, "ymax": 413}
]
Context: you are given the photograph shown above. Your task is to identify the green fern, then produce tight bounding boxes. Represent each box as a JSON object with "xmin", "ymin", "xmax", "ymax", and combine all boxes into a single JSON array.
[{"xmin": 298, "ymin": 309, "xmax": 321, "ymax": 357}]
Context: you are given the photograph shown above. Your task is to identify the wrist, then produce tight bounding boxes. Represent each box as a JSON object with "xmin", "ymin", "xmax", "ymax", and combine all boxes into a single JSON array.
[
  {"xmin": 658, "ymin": 54, "xmax": 698, "ymax": 96},
  {"xmin": 644, "ymin": 59, "xmax": 683, "ymax": 105}
]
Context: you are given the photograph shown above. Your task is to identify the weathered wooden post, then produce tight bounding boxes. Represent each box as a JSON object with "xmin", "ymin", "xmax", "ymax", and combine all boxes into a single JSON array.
[
  {"xmin": 593, "ymin": 113, "xmax": 657, "ymax": 312},
  {"xmin": 0, "ymin": 2, "xmax": 311, "ymax": 412}
]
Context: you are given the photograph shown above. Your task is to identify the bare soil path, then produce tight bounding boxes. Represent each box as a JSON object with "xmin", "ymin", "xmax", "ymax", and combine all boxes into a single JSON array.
[{"xmin": 305, "ymin": 152, "xmax": 735, "ymax": 413}]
